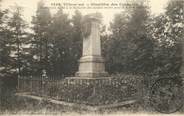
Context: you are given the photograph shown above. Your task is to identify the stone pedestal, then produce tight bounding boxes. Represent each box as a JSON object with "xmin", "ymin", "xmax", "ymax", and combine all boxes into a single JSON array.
[
  {"xmin": 75, "ymin": 56, "xmax": 108, "ymax": 77},
  {"xmin": 75, "ymin": 13, "xmax": 108, "ymax": 78}
]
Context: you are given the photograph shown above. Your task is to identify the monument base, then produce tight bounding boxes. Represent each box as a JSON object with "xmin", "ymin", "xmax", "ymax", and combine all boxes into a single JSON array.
[
  {"xmin": 76, "ymin": 55, "xmax": 108, "ymax": 78},
  {"xmin": 65, "ymin": 76, "xmax": 112, "ymax": 80},
  {"xmin": 75, "ymin": 72, "xmax": 108, "ymax": 78}
]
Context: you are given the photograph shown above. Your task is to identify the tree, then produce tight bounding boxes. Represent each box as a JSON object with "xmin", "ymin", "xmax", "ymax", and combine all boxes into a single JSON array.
[
  {"xmin": 6, "ymin": 5, "xmax": 28, "ymax": 77},
  {"xmin": 49, "ymin": 8, "xmax": 73, "ymax": 76},
  {"xmin": 31, "ymin": 0, "xmax": 52, "ymax": 74},
  {"xmin": 0, "ymin": 3, "xmax": 26, "ymax": 108},
  {"xmin": 48, "ymin": 9, "xmax": 83, "ymax": 76},
  {"xmin": 70, "ymin": 10, "xmax": 83, "ymax": 74},
  {"xmin": 149, "ymin": 0, "xmax": 184, "ymax": 75},
  {"xmin": 0, "ymin": 8, "xmax": 10, "ymax": 77},
  {"xmin": 103, "ymin": 3, "xmax": 153, "ymax": 74}
]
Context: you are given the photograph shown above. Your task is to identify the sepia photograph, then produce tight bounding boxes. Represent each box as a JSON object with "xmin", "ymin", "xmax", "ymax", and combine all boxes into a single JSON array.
[{"xmin": 0, "ymin": 0, "xmax": 184, "ymax": 115}]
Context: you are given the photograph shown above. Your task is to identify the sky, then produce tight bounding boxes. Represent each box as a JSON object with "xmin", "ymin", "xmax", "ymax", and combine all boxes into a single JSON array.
[{"xmin": 1, "ymin": 0, "xmax": 169, "ymax": 25}]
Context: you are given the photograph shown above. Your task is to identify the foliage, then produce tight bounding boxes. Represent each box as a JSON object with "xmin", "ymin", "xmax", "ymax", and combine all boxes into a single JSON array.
[
  {"xmin": 30, "ymin": 2, "xmax": 83, "ymax": 76},
  {"xmin": 0, "ymin": 77, "xmax": 17, "ymax": 111},
  {"xmin": 103, "ymin": 0, "xmax": 184, "ymax": 75},
  {"xmin": 48, "ymin": 9, "xmax": 82, "ymax": 76},
  {"xmin": 103, "ymin": 4, "xmax": 154, "ymax": 74},
  {"xmin": 6, "ymin": 5, "xmax": 29, "ymax": 76},
  {"xmin": 30, "ymin": 0, "xmax": 52, "ymax": 74},
  {"xmin": 0, "ymin": 4, "xmax": 28, "ymax": 110},
  {"xmin": 148, "ymin": 0, "xmax": 184, "ymax": 75}
]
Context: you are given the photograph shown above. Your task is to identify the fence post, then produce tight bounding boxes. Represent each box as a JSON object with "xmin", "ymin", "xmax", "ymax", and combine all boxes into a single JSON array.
[
  {"xmin": 17, "ymin": 75, "xmax": 20, "ymax": 92},
  {"xmin": 30, "ymin": 75, "xmax": 32, "ymax": 93}
]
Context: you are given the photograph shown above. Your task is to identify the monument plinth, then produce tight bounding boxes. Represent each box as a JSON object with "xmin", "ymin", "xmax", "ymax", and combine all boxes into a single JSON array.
[{"xmin": 75, "ymin": 13, "xmax": 108, "ymax": 78}]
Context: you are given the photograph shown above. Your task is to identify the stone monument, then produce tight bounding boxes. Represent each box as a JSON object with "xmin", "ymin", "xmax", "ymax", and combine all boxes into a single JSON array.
[{"xmin": 75, "ymin": 13, "xmax": 108, "ymax": 78}]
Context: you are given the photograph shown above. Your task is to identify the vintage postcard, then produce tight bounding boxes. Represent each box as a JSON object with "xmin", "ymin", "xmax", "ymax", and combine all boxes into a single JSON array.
[{"xmin": 0, "ymin": 0, "xmax": 184, "ymax": 115}]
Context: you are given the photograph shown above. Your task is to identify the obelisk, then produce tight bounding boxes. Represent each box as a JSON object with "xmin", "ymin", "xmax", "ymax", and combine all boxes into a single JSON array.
[{"xmin": 76, "ymin": 13, "xmax": 108, "ymax": 78}]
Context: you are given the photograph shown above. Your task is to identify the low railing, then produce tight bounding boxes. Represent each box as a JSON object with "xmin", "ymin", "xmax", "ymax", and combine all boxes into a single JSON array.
[{"xmin": 18, "ymin": 75, "xmax": 143, "ymax": 105}]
